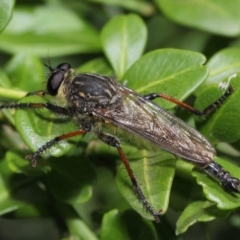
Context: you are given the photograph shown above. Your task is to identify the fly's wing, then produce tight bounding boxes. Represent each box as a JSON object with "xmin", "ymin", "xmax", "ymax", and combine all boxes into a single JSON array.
[{"xmin": 93, "ymin": 86, "xmax": 215, "ymax": 165}]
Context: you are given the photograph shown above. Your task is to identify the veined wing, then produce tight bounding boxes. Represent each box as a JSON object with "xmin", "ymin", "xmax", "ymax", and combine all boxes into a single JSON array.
[{"xmin": 93, "ymin": 86, "xmax": 215, "ymax": 165}]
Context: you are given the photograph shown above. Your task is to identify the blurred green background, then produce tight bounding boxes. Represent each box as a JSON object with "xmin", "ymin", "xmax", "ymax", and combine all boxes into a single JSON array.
[{"xmin": 1, "ymin": 0, "xmax": 240, "ymax": 239}]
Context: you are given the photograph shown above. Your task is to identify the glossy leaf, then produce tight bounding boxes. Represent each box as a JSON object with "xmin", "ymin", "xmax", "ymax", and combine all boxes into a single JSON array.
[
  {"xmin": 192, "ymin": 157, "xmax": 240, "ymax": 209},
  {"xmin": 146, "ymin": 16, "xmax": 210, "ymax": 52},
  {"xmin": 0, "ymin": 0, "xmax": 14, "ymax": 32},
  {"xmin": 101, "ymin": 209, "xmax": 158, "ymax": 240},
  {"xmin": 198, "ymin": 48, "xmax": 240, "ymax": 91},
  {"xmin": 116, "ymin": 147, "xmax": 176, "ymax": 221},
  {"xmin": 123, "ymin": 49, "xmax": 209, "ymax": 109},
  {"xmin": 57, "ymin": 203, "xmax": 98, "ymax": 240},
  {"xmin": 0, "ymin": 161, "xmax": 24, "ymax": 215},
  {"xmin": 5, "ymin": 52, "xmax": 44, "ymax": 92},
  {"xmin": 176, "ymin": 201, "xmax": 230, "ymax": 235},
  {"xmin": 101, "ymin": 210, "xmax": 131, "ymax": 240},
  {"xmin": 6, "ymin": 150, "xmax": 50, "ymax": 177},
  {"xmin": 0, "ymin": 69, "xmax": 12, "ymax": 88},
  {"xmin": 46, "ymin": 155, "xmax": 96, "ymax": 204},
  {"xmin": 195, "ymin": 76, "xmax": 240, "ymax": 143},
  {"xmin": 0, "ymin": 6, "xmax": 101, "ymax": 56},
  {"xmin": 66, "ymin": 217, "xmax": 98, "ymax": 240},
  {"xmin": 15, "ymin": 96, "xmax": 82, "ymax": 158},
  {"xmin": 101, "ymin": 14, "xmax": 147, "ymax": 78},
  {"xmin": 0, "ymin": 160, "xmax": 45, "ymax": 217},
  {"xmin": 76, "ymin": 57, "xmax": 113, "ymax": 76},
  {"xmin": 88, "ymin": 0, "xmax": 154, "ymax": 16},
  {"xmin": 157, "ymin": 0, "xmax": 240, "ymax": 36}
]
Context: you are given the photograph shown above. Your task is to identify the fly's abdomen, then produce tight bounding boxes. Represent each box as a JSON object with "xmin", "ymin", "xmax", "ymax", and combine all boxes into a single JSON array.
[{"xmin": 204, "ymin": 162, "xmax": 240, "ymax": 192}]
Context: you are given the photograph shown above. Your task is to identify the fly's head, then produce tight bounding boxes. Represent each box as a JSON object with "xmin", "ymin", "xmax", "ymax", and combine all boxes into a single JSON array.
[
  {"xmin": 45, "ymin": 63, "xmax": 120, "ymax": 113},
  {"xmin": 68, "ymin": 73, "xmax": 120, "ymax": 112},
  {"xmin": 45, "ymin": 63, "xmax": 75, "ymax": 99}
]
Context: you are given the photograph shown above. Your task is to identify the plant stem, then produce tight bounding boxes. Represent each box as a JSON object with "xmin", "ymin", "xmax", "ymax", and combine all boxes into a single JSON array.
[{"xmin": 0, "ymin": 87, "xmax": 27, "ymax": 100}]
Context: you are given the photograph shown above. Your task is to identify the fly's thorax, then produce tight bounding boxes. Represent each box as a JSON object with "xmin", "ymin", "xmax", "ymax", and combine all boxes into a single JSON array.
[{"xmin": 66, "ymin": 73, "xmax": 121, "ymax": 112}]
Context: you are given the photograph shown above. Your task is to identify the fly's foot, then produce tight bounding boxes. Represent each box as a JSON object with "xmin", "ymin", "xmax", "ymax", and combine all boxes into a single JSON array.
[
  {"xmin": 152, "ymin": 211, "xmax": 161, "ymax": 223},
  {"xmin": 142, "ymin": 198, "xmax": 161, "ymax": 223},
  {"xmin": 25, "ymin": 155, "xmax": 37, "ymax": 167}
]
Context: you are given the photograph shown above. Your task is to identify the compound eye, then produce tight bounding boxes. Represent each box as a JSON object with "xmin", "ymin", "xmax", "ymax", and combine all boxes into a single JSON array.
[
  {"xmin": 47, "ymin": 63, "xmax": 71, "ymax": 96},
  {"xmin": 56, "ymin": 63, "xmax": 71, "ymax": 71},
  {"xmin": 47, "ymin": 71, "xmax": 63, "ymax": 96}
]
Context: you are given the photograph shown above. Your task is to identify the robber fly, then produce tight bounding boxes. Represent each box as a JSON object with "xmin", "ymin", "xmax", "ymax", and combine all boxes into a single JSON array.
[{"xmin": 1, "ymin": 63, "xmax": 239, "ymax": 223}]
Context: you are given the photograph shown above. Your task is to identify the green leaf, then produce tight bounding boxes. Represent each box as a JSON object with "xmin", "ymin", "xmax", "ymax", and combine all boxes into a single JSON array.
[
  {"xmin": 101, "ymin": 210, "xmax": 131, "ymax": 240},
  {"xmin": 146, "ymin": 16, "xmax": 210, "ymax": 52},
  {"xmin": 101, "ymin": 209, "xmax": 158, "ymax": 240},
  {"xmin": 88, "ymin": 0, "xmax": 155, "ymax": 16},
  {"xmin": 156, "ymin": 0, "xmax": 240, "ymax": 36},
  {"xmin": 0, "ymin": 68, "xmax": 12, "ymax": 88},
  {"xmin": 0, "ymin": 160, "xmax": 45, "ymax": 217},
  {"xmin": 6, "ymin": 150, "xmax": 50, "ymax": 177},
  {"xmin": 66, "ymin": 217, "xmax": 98, "ymax": 240},
  {"xmin": 0, "ymin": 6, "xmax": 101, "ymax": 56},
  {"xmin": 46, "ymin": 155, "xmax": 96, "ymax": 204},
  {"xmin": 123, "ymin": 49, "xmax": 208, "ymax": 109},
  {"xmin": 0, "ymin": 161, "xmax": 25, "ymax": 215},
  {"xmin": 56, "ymin": 203, "xmax": 98, "ymax": 240},
  {"xmin": 101, "ymin": 14, "xmax": 147, "ymax": 78},
  {"xmin": 76, "ymin": 57, "xmax": 113, "ymax": 76},
  {"xmin": 192, "ymin": 157, "xmax": 240, "ymax": 209},
  {"xmin": 5, "ymin": 52, "xmax": 44, "ymax": 92},
  {"xmin": 195, "ymin": 76, "xmax": 240, "ymax": 143},
  {"xmin": 176, "ymin": 201, "xmax": 230, "ymax": 235},
  {"xmin": 116, "ymin": 148, "xmax": 176, "ymax": 221},
  {"xmin": 15, "ymin": 96, "xmax": 82, "ymax": 159},
  {"xmin": 199, "ymin": 48, "xmax": 240, "ymax": 90},
  {"xmin": 0, "ymin": 0, "xmax": 14, "ymax": 32}
]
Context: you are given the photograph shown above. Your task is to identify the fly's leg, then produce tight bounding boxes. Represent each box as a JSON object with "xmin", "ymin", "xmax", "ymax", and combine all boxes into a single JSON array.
[
  {"xmin": 204, "ymin": 162, "xmax": 240, "ymax": 193},
  {"xmin": 26, "ymin": 130, "xmax": 87, "ymax": 167},
  {"xmin": 97, "ymin": 132, "xmax": 161, "ymax": 223},
  {"xmin": 26, "ymin": 90, "xmax": 47, "ymax": 96},
  {"xmin": 0, "ymin": 102, "xmax": 80, "ymax": 166},
  {"xmin": 0, "ymin": 102, "xmax": 72, "ymax": 116},
  {"xmin": 144, "ymin": 86, "xmax": 240, "ymax": 193},
  {"xmin": 143, "ymin": 85, "xmax": 234, "ymax": 116}
]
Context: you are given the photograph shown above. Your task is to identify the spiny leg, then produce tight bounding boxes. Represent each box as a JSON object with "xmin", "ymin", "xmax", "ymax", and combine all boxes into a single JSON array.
[
  {"xmin": 0, "ymin": 102, "xmax": 81, "ymax": 166},
  {"xmin": 144, "ymin": 87, "xmax": 240, "ymax": 193},
  {"xmin": 143, "ymin": 86, "xmax": 234, "ymax": 116},
  {"xmin": 204, "ymin": 162, "xmax": 240, "ymax": 193},
  {"xmin": 26, "ymin": 130, "xmax": 87, "ymax": 167},
  {"xmin": 0, "ymin": 102, "xmax": 72, "ymax": 116},
  {"xmin": 97, "ymin": 132, "xmax": 161, "ymax": 223}
]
